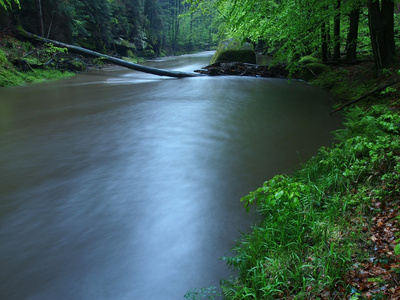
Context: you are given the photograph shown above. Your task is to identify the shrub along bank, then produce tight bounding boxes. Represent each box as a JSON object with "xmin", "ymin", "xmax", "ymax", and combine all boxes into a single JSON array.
[
  {"xmin": 0, "ymin": 35, "xmax": 79, "ymax": 87},
  {"xmin": 219, "ymin": 65, "xmax": 400, "ymax": 299},
  {"xmin": 0, "ymin": 33, "xmax": 112, "ymax": 87}
]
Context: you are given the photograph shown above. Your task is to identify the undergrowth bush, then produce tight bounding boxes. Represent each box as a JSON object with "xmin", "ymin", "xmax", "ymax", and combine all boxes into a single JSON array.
[
  {"xmin": 0, "ymin": 41, "xmax": 74, "ymax": 87},
  {"xmin": 221, "ymin": 104, "xmax": 400, "ymax": 299}
]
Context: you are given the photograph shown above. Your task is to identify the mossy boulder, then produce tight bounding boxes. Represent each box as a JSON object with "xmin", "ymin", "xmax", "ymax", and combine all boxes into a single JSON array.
[
  {"xmin": 211, "ymin": 39, "xmax": 256, "ymax": 64},
  {"xmin": 299, "ymin": 55, "xmax": 321, "ymax": 65},
  {"xmin": 295, "ymin": 55, "xmax": 328, "ymax": 80},
  {"xmin": 296, "ymin": 62, "xmax": 329, "ymax": 81},
  {"xmin": 307, "ymin": 63, "xmax": 328, "ymax": 74}
]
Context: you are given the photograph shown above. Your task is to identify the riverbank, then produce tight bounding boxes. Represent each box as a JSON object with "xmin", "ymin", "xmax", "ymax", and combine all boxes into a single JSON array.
[
  {"xmin": 219, "ymin": 61, "xmax": 400, "ymax": 299},
  {"xmin": 0, "ymin": 34, "xmax": 78, "ymax": 87},
  {"xmin": 0, "ymin": 32, "xmax": 143, "ymax": 87}
]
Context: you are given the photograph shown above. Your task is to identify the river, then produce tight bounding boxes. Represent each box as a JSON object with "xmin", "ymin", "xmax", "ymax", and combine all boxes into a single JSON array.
[{"xmin": 0, "ymin": 51, "xmax": 342, "ymax": 299}]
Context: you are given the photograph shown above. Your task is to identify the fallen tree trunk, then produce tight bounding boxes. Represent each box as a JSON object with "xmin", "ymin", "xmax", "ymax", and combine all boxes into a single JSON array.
[
  {"xmin": 330, "ymin": 79, "xmax": 400, "ymax": 115},
  {"xmin": 20, "ymin": 30, "xmax": 200, "ymax": 78}
]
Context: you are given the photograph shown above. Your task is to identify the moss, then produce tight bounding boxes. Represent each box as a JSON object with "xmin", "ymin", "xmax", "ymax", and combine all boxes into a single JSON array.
[
  {"xmin": 0, "ymin": 66, "xmax": 74, "ymax": 87},
  {"xmin": 0, "ymin": 68, "xmax": 22, "ymax": 86},
  {"xmin": 296, "ymin": 63, "xmax": 329, "ymax": 81},
  {"xmin": 311, "ymin": 69, "xmax": 349, "ymax": 89},
  {"xmin": 310, "ymin": 67, "xmax": 378, "ymax": 101},
  {"xmin": 299, "ymin": 55, "xmax": 321, "ymax": 65},
  {"xmin": 0, "ymin": 34, "xmax": 77, "ymax": 87},
  {"xmin": 211, "ymin": 38, "xmax": 256, "ymax": 64},
  {"xmin": 0, "ymin": 44, "xmax": 74, "ymax": 87},
  {"xmin": 307, "ymin": 62, "xmax": 328, "ymax": 74},
  {"xmin": 311, "ymin": 52, "xmax": 323, "ymax": 59},
  {"xmin": 211, "ymin": 49, "xmax": 257, "ymax": 64}
]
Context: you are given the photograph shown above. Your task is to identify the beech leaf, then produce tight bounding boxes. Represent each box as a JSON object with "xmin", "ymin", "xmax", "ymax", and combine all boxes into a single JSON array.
[{"xmin": 394, "ymin": 244, "xmax": 400, "ymax": 255}]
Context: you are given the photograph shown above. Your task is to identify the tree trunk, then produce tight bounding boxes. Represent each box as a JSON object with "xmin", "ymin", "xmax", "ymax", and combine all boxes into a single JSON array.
[
  {"xmin": 381, "ymin": 0, "xmax": 396, "ymax": 58},
  {"xmin": 330, "ymin": 79, "xmax": 400, "ymax": 114},
  {"xmin": 368, "ymin": 0, "xmax": 396, "ymax": 70},
  {"xmin": 333, "ymin": 0, "xmax": 341, "ymax": 60},
  {"xmin": 346, "ymin": 7, "xmax": 360, "ymax": 60},
  {"xmin": 35, "ymin": 0, "xmax": 44, "ymax": 37},
  {"xmin": 173, "ymin": 0, "xmax": 180, "ymax": 54},
  {"xmin": 21, "ymin": 30, "xmax": 200, "ymax": 78},
  {"xmin": 321, "ymin": 22, "xmax": 328, "ymax": 63},
  {"xmin": 189, "ymin": 10, "xmax": 193, "ymax": 52}
]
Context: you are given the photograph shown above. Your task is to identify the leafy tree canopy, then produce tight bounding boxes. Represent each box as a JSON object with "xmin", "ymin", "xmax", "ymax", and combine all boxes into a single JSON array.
[
  {"xmin": 0, "ymin": 0, "xmax": 19, "ymax": 10},
  {"xmin": 186, "ymin": 0, "xmax": 399, "ymax": 72}
]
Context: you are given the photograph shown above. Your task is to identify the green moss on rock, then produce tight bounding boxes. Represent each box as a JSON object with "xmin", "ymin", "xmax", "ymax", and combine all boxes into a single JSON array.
[
  {"xmin": 307, "ymin": 63, "xmax": 328, "ymax": 74},
  {"xmin": 296, "ymin": 63, "xmax": 329, "ymax": 81},
  {"xmin": 299, "ymin": 55, "xmax": 321, "ymax": 65},
  {"xmin": 211, "ymin": 38, "xmax": 256, "ymax": 64}
]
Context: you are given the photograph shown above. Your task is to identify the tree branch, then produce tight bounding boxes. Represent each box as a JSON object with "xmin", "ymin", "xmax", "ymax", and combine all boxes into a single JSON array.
[
  {"xmin": 20, "ymin": 29, "xmax": 201, "ymax": 78},
  {"xmin": 330, "ymin": 79, "xmax": 400, "ymax": 115}
]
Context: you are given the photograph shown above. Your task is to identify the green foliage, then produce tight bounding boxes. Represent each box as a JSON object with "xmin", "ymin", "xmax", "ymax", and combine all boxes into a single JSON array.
[
  {"xmin": 297, "ymin": 62, "xmax": 329, "ymax": 80},
  {"xmin": 299, "ymin": 56, "xmax": 321, "ymax": 65},
  {"xmin": 349, "ymin": 292, "xmax": 362, "ymax": 300},
  {"xmin": 193, "ymin": 0, "xmax": 332, "ymax": 67},
  {"xmin": 395, "ymin": 243, "xmax": 400, "ymax": 255},
  {"xmin": 0, "ymin": 67, "xmax": 73, "ymax": 87},
  {"xmin": 0, "ymin": 38, "xmax": 74, "ymax": 87},
  {"xmin": 381, "ymin": 68, "xmax": 392, "ymax": 77},
  {"xmin": 0, "ymin": 0, "xmax": 19, "ymax": 10},
  {"xmin": 44, "ymin": 43, "xmax": 68, "ymax": 55},
  {"xmin": 311, "ymin": 67, "xmax": 376, "ymax": 101},
  {"xmin": 11, "ymin": 0, "xmax": 215, "ymax": 57},
  {"xmin": 381, "ymin": 87, "xmax": 397, "ymax": 95},
  {"xmin": 184, "ymin": 286, "xmax": 222, "ymax": 300},
  {"xmin": 186, "ymin": 0, "xmax": 379, "ymax": 73},
  {"xmin": 221, "ymin": 104, "xmax": 400, "ymax": 299},
  {"xmin": 241, "ymin": 174, "xmax": 308, "ymax": 212},
  {"xmin": 0, "ymin": 49, "xmax": 7, "ymax": 64},
  {"xmin": 211, "ymin": 49, "xmax": 256, "ymax": 64}
]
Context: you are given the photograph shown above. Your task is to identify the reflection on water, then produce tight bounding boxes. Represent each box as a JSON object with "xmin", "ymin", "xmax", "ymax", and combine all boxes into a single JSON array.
[{"xmin": 0, "ymin": 52, "xmax": 342, "ymax": 299}]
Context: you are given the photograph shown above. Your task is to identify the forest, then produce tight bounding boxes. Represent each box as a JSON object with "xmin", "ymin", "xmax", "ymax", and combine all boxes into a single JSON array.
[
  {"xmin": 0, "ymin": 0, "xmax": 217, "ymax": 58},
  {"xmin": 1, "ymin": 0, "xmax": 399, "ymax": 75},
  {"xmin": 185, "ymin": 0, "xmax": 400, "ymax": 76}
]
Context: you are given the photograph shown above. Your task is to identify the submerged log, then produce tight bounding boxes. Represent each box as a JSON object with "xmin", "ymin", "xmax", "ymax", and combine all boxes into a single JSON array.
[{"xmin": 20, "ymin": 30, "xmax": 200, "ymax": 78}]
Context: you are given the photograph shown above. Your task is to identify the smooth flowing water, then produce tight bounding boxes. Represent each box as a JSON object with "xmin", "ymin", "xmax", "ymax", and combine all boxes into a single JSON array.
[{"xmin": 0, "ymin": 52, "xmax": 342, "ymax": 299}]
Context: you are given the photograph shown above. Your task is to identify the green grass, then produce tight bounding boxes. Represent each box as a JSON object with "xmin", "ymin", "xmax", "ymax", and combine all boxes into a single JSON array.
[
  {"xmin": 0, "ymin": 36, "xmax": 75, "ymax": 87},
  {"xmin": 310, "ymin": 68, "xmax": 377, "ymax": 101},
  {"xmin": 220, "ymin": 104, "xmax": 400, "ymax": 299},
  {"xmin": 0, "ymin": 65, "xmax": 74, "ymax": 87}
]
